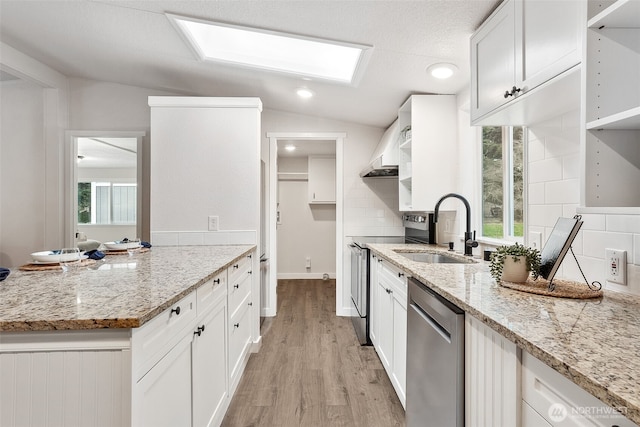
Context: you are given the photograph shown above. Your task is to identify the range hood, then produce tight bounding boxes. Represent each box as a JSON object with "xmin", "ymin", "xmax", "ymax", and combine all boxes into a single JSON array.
[{"xmin": 359, "ymin": 119, "xmax": 401, "ymax": 178}]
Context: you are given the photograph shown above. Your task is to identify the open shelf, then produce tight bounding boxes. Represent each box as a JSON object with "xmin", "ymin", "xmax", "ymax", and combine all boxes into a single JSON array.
[
  {"xmin": 586, "ymin": 106, "xmax": 640, "ymax": 130},
  {"xmin": 399, "ymin": 138, "xmax": 412, "ymax": 150},
  {"xmin": 588, "ymin": 0, "xmax": 640, "ymax": 28}
]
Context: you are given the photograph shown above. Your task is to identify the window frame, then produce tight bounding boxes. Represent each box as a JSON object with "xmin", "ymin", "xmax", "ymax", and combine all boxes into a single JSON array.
[{"xmin": 479, "ymin": 125, "xmax": 526, "ymax": 244}]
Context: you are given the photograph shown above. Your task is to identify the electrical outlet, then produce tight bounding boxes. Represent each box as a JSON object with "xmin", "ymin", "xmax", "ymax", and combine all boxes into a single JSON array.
[
  {"xmin": 208, "ymin": 215, "xmax": 219, "ymax": 231},
  {"xmin": 305, "ymin": 256, "xmax": 311, "ymax": 268},
  {"xmin": 605, "ymin": 248, "xmax": 627, "ymax": 285},
  {"xmin": 529, "ymin": 232, "xmax": 543, "ymax": 251}
]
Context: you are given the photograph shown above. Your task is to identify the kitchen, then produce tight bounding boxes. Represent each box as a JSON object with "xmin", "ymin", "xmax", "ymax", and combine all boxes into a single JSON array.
[{"xmin": 1, "ymin": 0, "xmax": 640, "ymax": 426}]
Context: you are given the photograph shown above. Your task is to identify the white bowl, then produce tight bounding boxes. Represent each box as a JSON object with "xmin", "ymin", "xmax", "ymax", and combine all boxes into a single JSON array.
[
  {"xmin": 31, "ymin": 250, "xmax": 83, "ymax": 264},
  {"xmin": 103, "ymin": 241, "xmax": 140, "ymax": 250}
]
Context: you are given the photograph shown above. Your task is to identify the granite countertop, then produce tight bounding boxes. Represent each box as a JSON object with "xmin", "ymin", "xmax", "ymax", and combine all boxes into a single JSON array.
[
  {"xmin": 368, "ymin": 243, "xmax": 640, "ymax": 425},
  {"xmin": 0, "ymin": 245, "xmax": 255, "ymax": 332}
]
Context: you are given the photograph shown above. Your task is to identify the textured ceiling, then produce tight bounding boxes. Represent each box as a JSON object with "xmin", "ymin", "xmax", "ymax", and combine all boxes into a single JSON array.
[{"xmin": 0, "ymin": 0, "xmax": 499, "ymax": 128}]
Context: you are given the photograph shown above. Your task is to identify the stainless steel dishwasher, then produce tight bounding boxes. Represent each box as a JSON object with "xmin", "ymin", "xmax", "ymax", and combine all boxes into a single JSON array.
[{"xmin": 406, "ymin": 277, "xmax": 464, "ymax": 427}]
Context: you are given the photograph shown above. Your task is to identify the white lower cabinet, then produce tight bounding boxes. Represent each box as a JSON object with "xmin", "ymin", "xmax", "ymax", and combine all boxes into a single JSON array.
[
  {"xmin": 372, "ymin": 258, "xmax": 407, "ymax": 407},
  {"xmin": 136, "ymin": 332, "xmax": 193, "ymax": 427},
  {"xmin": 464, "ymin": 314, "xmax": 638, "ymax": 427},
  {"xmin": 522, "ymin": 351, "xmax": 638, "ymax": 427}
]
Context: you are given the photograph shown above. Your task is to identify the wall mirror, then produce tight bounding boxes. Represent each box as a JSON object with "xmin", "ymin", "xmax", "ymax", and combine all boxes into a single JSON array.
[{"xmin": 66, "ymin": 131, "xmax": 145, "ymax": 248}]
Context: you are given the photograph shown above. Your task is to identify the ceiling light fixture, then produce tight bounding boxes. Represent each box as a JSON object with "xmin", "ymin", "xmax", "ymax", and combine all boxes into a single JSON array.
[
  {"xmin": 285, "ymin": 145, "xmax": 296, "ymax": 152},
  {"xmin": 427, "ymin": 63, "xmax": 458, "ymax": 79},
  {"xmin": 296, "ymin": 88, "xmax": 315, "ymax": 99},
  {"xmin": 167, "ymin": 14, "xmax": 372, "ymax": 85}
]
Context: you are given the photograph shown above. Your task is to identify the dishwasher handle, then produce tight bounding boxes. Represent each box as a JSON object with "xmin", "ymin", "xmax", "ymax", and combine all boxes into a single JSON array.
[{"xmin": 410, "ymin": 301, "xmax": 452, "ymax": 343}]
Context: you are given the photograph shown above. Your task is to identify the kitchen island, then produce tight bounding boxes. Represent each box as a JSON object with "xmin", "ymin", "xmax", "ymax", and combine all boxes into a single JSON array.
[
  {"xmin": 368, "ymin": 243, "xmax": 640, "ymax": 426},
  {"xmin": 0, "ymin": 245, "xmax": 258, "ymax": 427}
]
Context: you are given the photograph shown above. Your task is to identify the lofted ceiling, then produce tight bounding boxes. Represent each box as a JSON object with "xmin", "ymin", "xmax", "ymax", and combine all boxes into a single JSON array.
[{"xmin": 0, "ymin": 0, "xmax": 499, "ymax": 128}]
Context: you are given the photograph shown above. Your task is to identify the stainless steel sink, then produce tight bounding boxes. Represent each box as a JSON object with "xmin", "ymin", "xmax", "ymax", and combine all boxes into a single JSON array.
[{"xmin": 395, "ymin": 251, "xmax": 472, "ymax": 264}]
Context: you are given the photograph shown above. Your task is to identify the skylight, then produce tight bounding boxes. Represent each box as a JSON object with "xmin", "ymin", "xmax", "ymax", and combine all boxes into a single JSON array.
[{"xmin": 167, "ymin": 14, "xmax": 371, "ymax": 84}]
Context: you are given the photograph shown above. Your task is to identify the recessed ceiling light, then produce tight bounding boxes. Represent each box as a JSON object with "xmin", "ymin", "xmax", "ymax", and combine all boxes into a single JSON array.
[
  {"xmin": 285, "ymin": 145, "xmax": 296, "ymax": 152},
  {"xmin": 167, "ymin": 14, "xmax": 372, "ymax": 84},
  {"xmin": 427, "ymin": 63, "xmax": 458, "ymax": 79},
  {"xmin": 296, "ymin": 88, "xmax": 315, "ymax": 99}
]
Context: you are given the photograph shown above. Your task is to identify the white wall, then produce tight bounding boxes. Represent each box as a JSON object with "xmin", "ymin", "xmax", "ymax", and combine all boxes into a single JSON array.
[
  {"xmin": 277, "ymin": 157, "xmax": 336, "ymax": 278},
  {"xmin": 527, "ymin": 110, "xmax": 640, "ymax": 295},
  {"xmin": 0, "ymin": 80, "xmax": 46, "ymax": 267}
]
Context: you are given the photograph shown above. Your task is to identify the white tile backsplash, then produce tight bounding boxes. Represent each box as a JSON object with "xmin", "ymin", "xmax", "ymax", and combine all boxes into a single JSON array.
[{"xmin": 526, "ymin": 109, "xmax": 640, "ymax": 295}]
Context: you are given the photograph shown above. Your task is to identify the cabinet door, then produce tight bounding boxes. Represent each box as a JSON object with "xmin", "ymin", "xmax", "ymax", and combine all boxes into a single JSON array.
[
  {"xmin": 375, "ymin": 266, "xmax": 394, "ymax": 371},
  {"xmin": 135, "ymin": 334, "xmax": 192, "ymax": 427},
  {"xmin": 391, "ymin": 292, "xmax": 407, "ymax": 408},
  {"xmin": 470, "ymin": 0, "xmax": 515, "ymax": 120},
  {"xmin": 369, "ymin": 254, "xmax": 380, "ymax": 346},
  {"xmin": 308, "ymin": 156, "xmax": 336, "ymax": 203},
  {"xmin": 192, "ymin": 298, "xmax": 228, "ymax": 427},
  {"xmin": 516, "ymin": 0, "xmax": 581, "ymax": 90}
]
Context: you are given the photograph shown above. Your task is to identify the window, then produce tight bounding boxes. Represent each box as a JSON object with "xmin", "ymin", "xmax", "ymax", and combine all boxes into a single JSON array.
[
  {"xmin": 78, "ymin": 182, "xmax": 137, "ymax": 225},
  {"xmin": 481, "ymin": 126, "xmax": 524, "ymax": 241}
]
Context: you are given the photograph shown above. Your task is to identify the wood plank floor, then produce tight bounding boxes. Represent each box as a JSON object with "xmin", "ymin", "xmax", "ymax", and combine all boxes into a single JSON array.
[{"xmin": 222, "ymin": 279, "xmax": 406, "ymax": 427}]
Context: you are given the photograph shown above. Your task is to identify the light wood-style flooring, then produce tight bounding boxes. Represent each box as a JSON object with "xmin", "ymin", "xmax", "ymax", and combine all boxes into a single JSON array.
[{"xmin": 222, "ymin": 279, "xmax": 406, "ymax": 427}]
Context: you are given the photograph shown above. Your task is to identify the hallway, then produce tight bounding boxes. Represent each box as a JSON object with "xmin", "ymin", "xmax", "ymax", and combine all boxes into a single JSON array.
[{"xmin": 222, "ymin": 279, "xmax": 406, "ymax": 426}]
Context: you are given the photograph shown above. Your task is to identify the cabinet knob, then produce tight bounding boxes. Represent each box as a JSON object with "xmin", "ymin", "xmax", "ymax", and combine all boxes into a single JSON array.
[
  {"xmin": 234, "ymin": 284, "xmax": 240, "ymax": 289},
  {"xmin": 504, "ymin": 86, "xmax": 522, "ymax": 98},
  {"xmin": 248, "ymin": 270, "xmax": 252, "ymax": 274},
  {"xmin": 193, "ymin": 325, "xmax": 205, "ymax": 336},
  {"xmin": 386, "ymin": 288, "xmax": 392, "ymax": 294},
  {"xmin": 234, "ymin": 323, "xmax": 240, "ymax": 328},
  {"xmin": 248, "ymin": 302, "xmax": 253, "ymax": 306},
  {"xmin": 171, "ymin": 306, "xmax": 181, "ymax": 316},
  {"xmin": 248, "ymin": 254, "xmax": 252, "ymax": 259},
  {"xmin": 398, "ymin": 272, "xmax": 404, "ymax": 278},
  {"xmin": 233, "ymin": 264, "xmax": 239, "ymax": 269},
  {"xmin": 214, "ymin": 278, "xmax": 220, "ymax": 284}
]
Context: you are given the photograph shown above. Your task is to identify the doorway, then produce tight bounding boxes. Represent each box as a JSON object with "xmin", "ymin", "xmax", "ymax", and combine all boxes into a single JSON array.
[{"xmin": 266, "ymin": 132, "xmax": 345, "ymax": 317}]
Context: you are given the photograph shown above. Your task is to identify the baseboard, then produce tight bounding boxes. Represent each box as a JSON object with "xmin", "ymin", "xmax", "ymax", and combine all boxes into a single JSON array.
[{"xmin": 277, "ymin": 272, "xmax": 335, "ymax": 280}]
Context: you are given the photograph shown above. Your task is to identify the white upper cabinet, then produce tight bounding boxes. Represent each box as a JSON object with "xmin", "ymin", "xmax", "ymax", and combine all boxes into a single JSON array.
[
  {"xmin": 308, "ymin": 156, "xmax": 336, "ymax": 204},
  {"xmin": 398, "ymin": 95, "xmax": 457, "ymax": 212},
  {"xmin": 471, "ymin": 0, "xmax": 582, "ymax": 125}
]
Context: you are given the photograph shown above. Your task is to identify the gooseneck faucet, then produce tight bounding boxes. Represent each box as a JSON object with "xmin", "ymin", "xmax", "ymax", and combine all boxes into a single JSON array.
[{"xmin": 433, "ymin": 193, "xmax": 478, "ymax": 256}]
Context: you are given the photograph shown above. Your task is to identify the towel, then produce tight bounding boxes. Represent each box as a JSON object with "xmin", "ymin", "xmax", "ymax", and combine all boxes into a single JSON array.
[
  {"xmin": 85, "ymin": 250, "xmax": 105, "ymax": 260},
  {"xmin": 0, "ymin": 267, "xmax": 10, "ymax": 282}
]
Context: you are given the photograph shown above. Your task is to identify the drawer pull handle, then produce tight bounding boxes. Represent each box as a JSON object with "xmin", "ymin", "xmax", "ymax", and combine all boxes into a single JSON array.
[
  {"xmin": 194, "ymin": 325, "xmax": 205, "ymax": 336},
  {"xmin": 214, "ymin": 278, "xmax": 220, "ymax": 284},
  {"xmin": 234, "ymin": 323, "xmax": 240, "ymax": 328},
  {"xmin": 171, "ymin": 306, "xmax": 181, "ymax": 316},
  {"xmin": 234, "ymin": 284, "xmax": 240, "ymax": 289}
]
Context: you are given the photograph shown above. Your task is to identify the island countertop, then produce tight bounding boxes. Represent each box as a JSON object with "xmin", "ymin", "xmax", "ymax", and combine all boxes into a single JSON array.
[
  {"xmin": 0, "ymin": 245, "xmax": 255, "ymax": 332},
  {"xmin": 368, "ymin": 243, "xmax": 640, "ymax": 425}
]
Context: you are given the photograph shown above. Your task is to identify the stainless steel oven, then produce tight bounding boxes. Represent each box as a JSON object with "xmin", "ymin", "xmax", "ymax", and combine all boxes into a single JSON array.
[{"xmin": 349, "ymin": 236, "xmax": 404, "ymax": 345}]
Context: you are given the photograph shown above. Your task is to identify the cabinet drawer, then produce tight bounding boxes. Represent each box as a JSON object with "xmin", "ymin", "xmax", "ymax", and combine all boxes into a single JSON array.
[
  {"xmin": 229, "ymin": 293, "xmax": 252, "ymax": 381},
  {"xmin": 379, "ymin": 260, "xmax": 407, "ymax": 302},
  {"xmin": 196, "ymin": 270, "xmax": 227, "ymax": 316},
  {"xmin": 522, "ymin": 351, "xmax": 637, "ymax": 427},
  {"xmin": 228, "ymin": 254, "xmax": 251, "ymax": 286},
  {"xmin": 132, "ymin": 292, "xmax": 197, "ymax": 380},
  {"xmin": 229, "ymin": 263, "xmax": 252, "ymax": 316}
]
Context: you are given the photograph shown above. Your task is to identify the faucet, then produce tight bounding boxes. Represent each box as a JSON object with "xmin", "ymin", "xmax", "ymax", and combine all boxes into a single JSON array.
[{"xmin": 433, "ymin": 193, "xmax": 478, "ymax": 256}]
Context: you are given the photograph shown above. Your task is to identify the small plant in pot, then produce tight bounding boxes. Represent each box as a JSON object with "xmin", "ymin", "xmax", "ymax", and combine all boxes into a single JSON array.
[{"xmin": 489, "ymin": 243, "xmax": 541, "ymax": 283}]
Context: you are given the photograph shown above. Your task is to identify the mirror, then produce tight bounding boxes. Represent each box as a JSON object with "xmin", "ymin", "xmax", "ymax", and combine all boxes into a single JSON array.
[{"xmin": 66, "ymin": 131, "xmax": 145, "ymax": 248}]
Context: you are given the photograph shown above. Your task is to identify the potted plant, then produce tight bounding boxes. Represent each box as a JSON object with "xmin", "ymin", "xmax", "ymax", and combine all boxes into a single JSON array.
[{"xmin": 489, "ymin": 243, "xmax": 541, "ymax": 283}]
